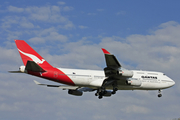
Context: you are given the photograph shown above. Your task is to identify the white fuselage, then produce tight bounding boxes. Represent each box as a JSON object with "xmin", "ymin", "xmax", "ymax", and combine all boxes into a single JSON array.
[{"xmin": 59, "ymin": 68, "xmax": 175, "ymax": 90}]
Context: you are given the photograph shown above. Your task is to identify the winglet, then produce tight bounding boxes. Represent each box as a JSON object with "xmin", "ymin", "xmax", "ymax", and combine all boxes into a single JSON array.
[{"xmin": 102, "ymin": 48, "xmax": 111, "ymax": 54}]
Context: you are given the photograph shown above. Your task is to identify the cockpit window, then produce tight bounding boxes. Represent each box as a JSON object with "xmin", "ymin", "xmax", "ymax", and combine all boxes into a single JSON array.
[{"xmin": 163, "ymin": 73, "xmax": 166, "ymax": 76}]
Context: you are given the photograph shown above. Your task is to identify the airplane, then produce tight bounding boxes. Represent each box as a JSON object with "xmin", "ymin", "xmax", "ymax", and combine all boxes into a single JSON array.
[{"xmin": 9, "ymin": 40, "xmax": 175, "ymax": 99}]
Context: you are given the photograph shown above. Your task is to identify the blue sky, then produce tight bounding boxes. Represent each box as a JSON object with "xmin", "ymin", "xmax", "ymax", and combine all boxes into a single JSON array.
[{"xmin": 0, "ymin": 1, "xmax": 180, "ymax": 120}]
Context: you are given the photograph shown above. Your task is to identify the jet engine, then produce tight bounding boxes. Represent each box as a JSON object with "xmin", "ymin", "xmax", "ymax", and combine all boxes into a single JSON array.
[
  {"xmin": 104, "ymin": 67, "xmax": 133, "ymax": 77},
  {"xmin": 126, "ymin": 79, "xmax": 142, "ymax": 86},
  {"xmin": 68, "ymin": 90, "xmax": 83, "ymax": 96},
  {"xmin": 19, "ymin": 66, "xmax": 26, "ymax": 73},
  {"xmin": 120, "ymin": 69, "xmax": 133, "ymax": 77}
]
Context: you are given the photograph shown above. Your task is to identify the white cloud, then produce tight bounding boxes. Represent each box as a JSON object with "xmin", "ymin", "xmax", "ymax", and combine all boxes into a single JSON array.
[
  {"xmin": 78, "ymin": 25, "xmax": 88, "ymax": 29},
  {"xmin": 116, "ymin": 11, "xmax": 126, "ymax": 15},
  {"xmin": 2, "ymin": 5, "xmax": 75, "ymax": 30},
  {"xmin": 1, "ymin": 16, "xmax": 19, "ymax": 29},
  {"xmin": 25, "ymin": 6, "xmax": 63, "ymax": 22},
  {"xmin": 97, "ymin": 9, "xmax": 104, "ymax": 12},
  {"xmin": 0, "ymin": 103, "xmax": 20, "ymax": 112},
  {"xmin": 28, "ymin": 27, "xmax": 68, "ymax": 44},
  {"xmin": 59, "ymin": 21, "xmax": 75, "ymax": 29},
  {"xmin": 63, "ymin": 6, "xmax": 74, "ymax": 11},
  {"xmin": 7, "ymin": 6, "xmax": 24, "ymax": 13},
  {"xmin": 0, "ymin": 4, "xmax": 75, "ymax": 44},
  {"xmin": 28, "ymin": 37, "xmax": 45, "ymax": 44},
  {"xmin": 46, "ymin": 32, "xmax": 68, "ymax": 42},
  {"xmin": 88, "ymin": 13, "xmax": 97, "ymax": 16},
  {"xmin": 20, "ymin": 17, "xmax": 35, "ymax": 28},
  {"xmin": 57, "ymin": 1, "xmax": 66, "ymax": 5},
  {"xmin": 122, "ymin": 105, "xmax": 150, "ymax": 114}
]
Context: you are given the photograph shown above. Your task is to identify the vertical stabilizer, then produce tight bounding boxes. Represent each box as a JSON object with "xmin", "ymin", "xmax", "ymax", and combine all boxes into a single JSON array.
[{"xmin": 15, "ymin": 40, "xmax": 53, "ymax": 68}]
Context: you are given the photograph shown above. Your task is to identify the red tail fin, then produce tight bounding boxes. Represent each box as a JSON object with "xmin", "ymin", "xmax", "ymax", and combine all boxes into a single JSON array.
[{"xmin": 15, "ymin": 40, "xmax": 53, "ymax": 68}]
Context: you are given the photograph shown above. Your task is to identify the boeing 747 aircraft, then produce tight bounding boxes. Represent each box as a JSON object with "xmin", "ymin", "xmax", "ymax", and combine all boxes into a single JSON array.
[{"xmin": 9, "ymin": 40, "xmax": 175, "ymax": 99}]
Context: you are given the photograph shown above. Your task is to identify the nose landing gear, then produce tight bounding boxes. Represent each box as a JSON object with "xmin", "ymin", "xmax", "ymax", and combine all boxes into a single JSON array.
[{"xmin": 158, "ymin": 89, "xmax": 162, "ymax": 97}]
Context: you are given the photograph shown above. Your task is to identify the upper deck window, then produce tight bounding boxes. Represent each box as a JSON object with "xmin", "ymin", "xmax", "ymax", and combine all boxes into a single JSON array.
[{"xmin": 148, "ymin": 73, "xmax": 158, "ymax": 75}]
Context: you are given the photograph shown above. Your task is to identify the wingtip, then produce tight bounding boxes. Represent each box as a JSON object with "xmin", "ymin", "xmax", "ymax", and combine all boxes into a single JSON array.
[
  {"xmin": 101, "ymin": 48, "xmax": 111, "ymax": 54},
  {"xmin": 34, "ymin": 80, "xmax": 41, "ymax": 85}
]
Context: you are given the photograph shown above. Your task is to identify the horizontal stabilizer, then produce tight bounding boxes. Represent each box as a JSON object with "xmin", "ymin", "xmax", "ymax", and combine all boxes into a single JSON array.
[
  {"xmin": 8, "ymin": 71, "xmax": 23, "ymax": 73},
  {"xmin": 26, "ymin": 61, "xmax": 46, "ymax": 72},
  {"xmin": 34, "ymin": 80, "xmax": 79, "ymax": 90}
]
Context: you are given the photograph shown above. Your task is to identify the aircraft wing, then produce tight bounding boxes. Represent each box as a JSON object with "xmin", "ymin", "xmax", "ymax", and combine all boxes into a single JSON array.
[
  {"xmin": 34, "ymin": 80, "xmax": 95, "ymax": 94},
  {"xmin": 102, "ymin": 48, "xmax": 122, "ymax": 78},
  {"xmin": 102, "ymin": 48, "xmax": 121, "ymax": 68}
]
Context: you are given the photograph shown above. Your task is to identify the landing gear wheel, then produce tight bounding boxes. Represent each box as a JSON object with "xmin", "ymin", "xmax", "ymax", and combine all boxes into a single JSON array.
[
  {"xmin": 112, "ymin": 88, "xmax": 118, "ymax": 95},
  {"xmin": 113, "ymin": 88, "xmax": 118, "ymax": 91},
  {"xmin": 158, "ymin": 90, "xmax": 162, "ymax": 98},
  {"xmin": 98, "ymin": 95, "xmax": 103, "ymax": 99},
  {"xmin": 95, "ymin": 93, "xmax": 98, "ymax": 96},
  {"xmin": 158, "ymin": 94, "xmax": 162, "ymax": 97},
  {"xmin": 112, "ymin": 91, "xmax": 116, "ymax": 94}
]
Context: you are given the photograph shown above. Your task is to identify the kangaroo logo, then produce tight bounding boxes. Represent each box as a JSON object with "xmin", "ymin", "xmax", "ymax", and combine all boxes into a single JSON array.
[{"xmin": 18, "ymin": 49, "xmax": 45, "ymax": 64}]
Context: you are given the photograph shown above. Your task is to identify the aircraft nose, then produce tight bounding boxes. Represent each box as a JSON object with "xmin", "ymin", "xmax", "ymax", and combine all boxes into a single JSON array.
[
  {"xmin": 172, "ymin": 80, "xmax": 175, "ymax": 86},
  {"xmin": 169, "ymin": 79, "xmax": 175, "ymax": 87}
]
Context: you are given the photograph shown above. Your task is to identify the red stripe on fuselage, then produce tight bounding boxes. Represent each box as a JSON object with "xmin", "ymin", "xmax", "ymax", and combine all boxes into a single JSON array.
[{"xmin": 27, "ymin": 67, "xmax": 75, "ymax": 86}]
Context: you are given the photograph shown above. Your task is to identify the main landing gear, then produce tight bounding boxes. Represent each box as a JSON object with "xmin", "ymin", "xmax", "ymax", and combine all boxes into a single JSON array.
[
  {"xmin": 95, "ymin": 87, "xmax": 118, "ymax": 99},
  {"xmin": 112, "ymin": 88, "xmax": 118, "ymax": 94},
  {"xmin": 158, "ymin": 89, "xmax": 162, "ymax": 97},
  {"xmin": 112, "ymin": 82, "xmax": 118, "ymax": 94},
  {"xmin": 95, "ymin": 88, "xmax": 105, "ymax": 99}
]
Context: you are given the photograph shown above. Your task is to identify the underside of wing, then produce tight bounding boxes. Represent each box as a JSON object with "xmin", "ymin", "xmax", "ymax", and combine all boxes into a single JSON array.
[
  {"xmin": 34, "ymin": 80, "xmax": 95, "ymax": 96},
  {"xmin": 34, "ymin": 80, "xmax": 78, "ymax": 90}
]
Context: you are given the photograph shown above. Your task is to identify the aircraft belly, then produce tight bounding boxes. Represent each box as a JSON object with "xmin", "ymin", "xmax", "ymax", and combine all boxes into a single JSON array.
[{"xmin": 140, "ymin": 82, "xmax": 171, "ymax": 90}]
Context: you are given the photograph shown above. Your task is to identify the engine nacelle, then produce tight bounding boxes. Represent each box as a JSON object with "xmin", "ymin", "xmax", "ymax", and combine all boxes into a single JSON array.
[
  {"xmin": 103, "ymin": 91, "xmax": 112, "ymax": 97},
  {"xmin": 68, "ymin": 90, "xmax": 83, "ymax": 96},
  {"xmin": 120, "ymin": 70, "xmax": 133, "ymax": 77},
  {"xmin": 126, "ymin": 79, "xmax": 142, "ymax": 86},
  {"xmin": 19, "ymin": 66, "xmax": 26, "ymax": 73}
]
